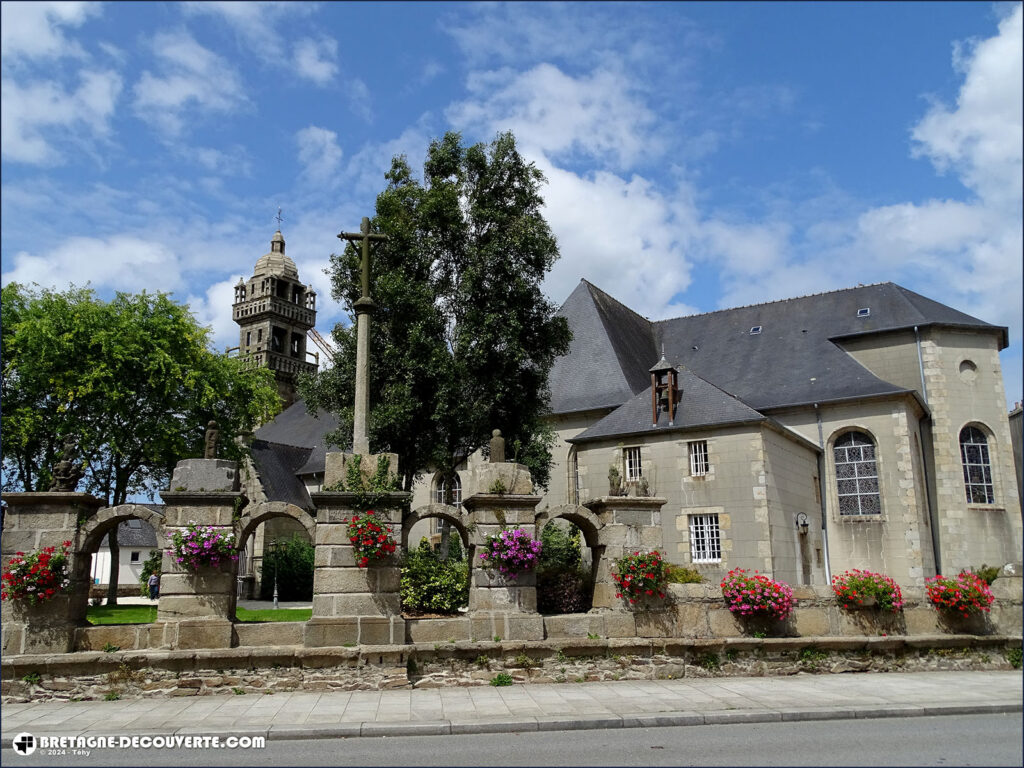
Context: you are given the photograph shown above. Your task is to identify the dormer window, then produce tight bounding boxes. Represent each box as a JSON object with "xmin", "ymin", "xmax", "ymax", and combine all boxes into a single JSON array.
[
  {"xmin": 857, "ymin": 307, "xmax": 870, "ymax": 317},
  {"xmin": 749, "ymin": 326, "xmax": 762, "ymax": 335}
]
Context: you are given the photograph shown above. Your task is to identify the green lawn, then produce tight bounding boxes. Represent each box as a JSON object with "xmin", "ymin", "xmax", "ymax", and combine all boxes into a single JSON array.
[
  {"xmin": 235, "ymin": 607, "xmax": 311, "ymax": 622},
  {"xmin": 86, "ymin": 604, "xmax": 157, "ymax": 625},
  {"xmin": 84, "ymin": 604, "xmax": 311, "ymax": 624}
]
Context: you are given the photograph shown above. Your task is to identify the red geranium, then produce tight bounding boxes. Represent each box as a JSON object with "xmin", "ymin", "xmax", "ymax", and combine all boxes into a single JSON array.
[
  {"xmin": 2, "ymin": 541, "xmax": 73, "ymax": 604},
  {"xmin": 346, "ymin": 511, "xmax": 396, "ymax": 568}
]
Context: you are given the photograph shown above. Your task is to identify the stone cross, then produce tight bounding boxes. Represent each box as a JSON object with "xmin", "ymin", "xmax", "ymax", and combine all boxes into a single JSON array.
[
  {"xmin": 204, "ymin": 420, "xmax": 219, "ymax": 459},
  {"xmin": 338, "ymin": 217, "xmax": 388, "ymax": 456}
]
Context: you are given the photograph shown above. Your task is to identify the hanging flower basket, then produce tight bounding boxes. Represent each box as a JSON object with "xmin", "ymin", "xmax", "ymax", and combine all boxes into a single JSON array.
[
  {"xmin": 1, "ymin": 541, "xmax": 73, "ymax": 604},
  {"xmin": 831, "ymin": 569, "xmax": 904, "ymax": 612},
  {"xmin": 478, "ymin": 528, "xmax": 542, "ymax": 580},
  {"xmin": 168, "ymin": 522, "xmax": 238, "ymax": 571},
  {"xmin": 347, "ymin": 510, "xmax": 397, "ymax": 568},
  {"xmin": 613, "ymin": 550, "xmax": 669, "ymax": 605},
  {"xmin": 925, "ymin": 571, "xmax": 995, "ymax": 617},
  {"xmin": 720, "ymin": 568, "xmax": 795, "ymax": 621}
]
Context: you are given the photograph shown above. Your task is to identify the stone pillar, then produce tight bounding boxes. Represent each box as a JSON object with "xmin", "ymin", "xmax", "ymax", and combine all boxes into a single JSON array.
[
  {"xmin": 305, "ymin": 490, "xmax": 409, "ymax": 646},
  {"xmin": 584, "ymin": 496, "xmax": 667, "ymax": 610},
  {"xmin": 154, "ymin": 458, "xmax": 242, "ymax": 650},
  {"xmin": 1, "ymin": 492, "xmax": 103, "ymax": 655},
  {"xmin": 464, "ymin": 460, "xmax": 544, "ymax": 641}
]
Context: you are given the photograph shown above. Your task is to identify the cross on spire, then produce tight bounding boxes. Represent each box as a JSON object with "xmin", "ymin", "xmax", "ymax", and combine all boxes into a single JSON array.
[{"xmin": 275, "ymin": 207, "xmax": 284, "ymax": 229}]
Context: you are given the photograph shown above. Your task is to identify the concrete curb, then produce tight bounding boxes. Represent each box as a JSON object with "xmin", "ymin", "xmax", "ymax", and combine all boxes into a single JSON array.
[{"xmin": 3, "ymin": 701, "xmax": 1020, "ymax": 747}]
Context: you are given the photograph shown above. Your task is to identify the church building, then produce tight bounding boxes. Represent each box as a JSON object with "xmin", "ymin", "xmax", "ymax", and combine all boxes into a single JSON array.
[{"xmin": 238, "ymin": 230, "xmax": 1021, "ymax": 590}]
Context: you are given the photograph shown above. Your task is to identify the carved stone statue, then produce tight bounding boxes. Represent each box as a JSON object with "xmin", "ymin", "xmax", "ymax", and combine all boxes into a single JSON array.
[
  {"xmin": 204, "ymin": 420, "xmax": 219, "ymax": 459},
  {"xmin": 49, "ymin": 436, "xmax": 84, "ymax": 492},
  {"xmin": 489, "ymin": 429, "xmax": 505, "ymax": 464}
]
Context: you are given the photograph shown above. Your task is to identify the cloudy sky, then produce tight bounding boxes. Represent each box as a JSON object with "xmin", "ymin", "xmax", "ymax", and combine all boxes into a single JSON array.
[{"xmin": 2, "ymin": 1, "xmax": 1021, "ymax": 408}]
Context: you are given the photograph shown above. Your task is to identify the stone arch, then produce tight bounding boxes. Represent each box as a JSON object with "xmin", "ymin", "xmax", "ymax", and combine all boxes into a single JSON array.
[
  {"xmin": 401, "ymin": 503, "xmax": 470, "ymax": 551},
  {"xmin": 535, "ymin": 504, "xmax": 605, "ymax": 615},
  {"xmin": 536, "ymin": 504, "xmax": 602, "ymax": 549},
  {"xmin": 236, "ymin": 501, "xmax": 316, "ymax": 545},
  {"xmin": 80, "ymin": 503, "xmax": 168, "ymax": 554}
]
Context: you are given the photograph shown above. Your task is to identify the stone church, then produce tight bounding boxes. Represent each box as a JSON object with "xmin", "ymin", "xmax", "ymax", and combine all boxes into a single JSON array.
[{"xmin": 238, "ymin": 231, "xmax": 1022, "ymax": 590}]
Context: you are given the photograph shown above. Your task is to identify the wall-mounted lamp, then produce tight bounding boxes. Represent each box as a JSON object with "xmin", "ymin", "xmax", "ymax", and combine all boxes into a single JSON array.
[{"xmin": 796, "ymin": 512, "xmax": 809, "ymax": 535}]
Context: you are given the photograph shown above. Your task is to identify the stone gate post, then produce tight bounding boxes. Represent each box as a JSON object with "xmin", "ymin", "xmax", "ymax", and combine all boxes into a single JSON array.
[
  {"xmin": 155, "ymin": 458, "xmax": 242, "ymax": 650},
  {"xmin": 464, "ymin": 460, "xmax": 544, "ymax": 641},
  {"xmin": 1, "ymin": 492, "xmax": 103, "ymax": 655},
  {"xmin": 306, "ymin": 453, "xmax": 409, "ymax": 646},
  {"xmin": 584, "ymin": 496, "xmax": 667, "ymax": 610}
]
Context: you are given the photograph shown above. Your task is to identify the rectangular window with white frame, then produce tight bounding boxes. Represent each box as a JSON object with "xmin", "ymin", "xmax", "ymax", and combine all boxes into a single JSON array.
[
  {"xmin": 689, "ymin": 440, "xmax": 709, "ymax": 477},
  {"xmin": 688, "ymin": 513, "xmax": 721, "ymax": 563},
  {"xmin": 624, "ymin": 446, "xmax": 642, "ymax": 482}
]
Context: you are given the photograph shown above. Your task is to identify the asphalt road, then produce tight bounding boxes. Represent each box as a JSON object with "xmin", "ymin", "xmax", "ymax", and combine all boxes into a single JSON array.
[{"xmin": 4, "ymin": 713, "xmax": 1020, "ymax": 767}]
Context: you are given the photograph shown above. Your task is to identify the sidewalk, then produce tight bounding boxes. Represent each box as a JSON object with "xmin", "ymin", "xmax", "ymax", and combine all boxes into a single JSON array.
[{"xmin": 2, "ymin": 670, "xmax": 1020, "ymax": 745}]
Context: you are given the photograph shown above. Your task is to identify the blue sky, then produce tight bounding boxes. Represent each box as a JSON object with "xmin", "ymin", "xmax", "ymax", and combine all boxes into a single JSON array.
[{"xmin": 2, "ymin": 1, "xmax": 1021, "ymax": 409}]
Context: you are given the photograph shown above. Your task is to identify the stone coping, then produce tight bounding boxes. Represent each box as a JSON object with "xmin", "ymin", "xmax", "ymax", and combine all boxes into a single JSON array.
[
  {"xmin": 2, "ymin": 492, "xmax": 105, "ymax": 508},
  {"xmin": 159, "ymin": 491, "xmax": 244, "ymax": 503},
  {"xmin": 3, "ymin": 633, "xmax": 1019, "ymax": 679}
]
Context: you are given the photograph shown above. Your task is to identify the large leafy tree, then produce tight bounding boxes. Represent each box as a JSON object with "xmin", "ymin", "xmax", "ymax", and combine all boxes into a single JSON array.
[
  {"xmin": 300, "ymin": 131, "xmax": 571, "ymax": 496},
  {"xmin": 2, "ymin": 284, "xmax": 281, "ymax": 599}
]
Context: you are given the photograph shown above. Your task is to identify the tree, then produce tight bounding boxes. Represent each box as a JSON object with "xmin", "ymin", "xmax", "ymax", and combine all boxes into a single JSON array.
[
  {"xmin": 1, "ymin": 284, "xmax": 281, "ymax": 601},
  {"xmin": 300, "ymin": 131, "xmax": 571, "ymax": 502}
]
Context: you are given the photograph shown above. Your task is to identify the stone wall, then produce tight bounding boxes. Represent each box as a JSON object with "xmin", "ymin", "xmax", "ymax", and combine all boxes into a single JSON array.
[{"xmin": 3, "ymin": 635, "xmax": 1018, "ymax": 703}]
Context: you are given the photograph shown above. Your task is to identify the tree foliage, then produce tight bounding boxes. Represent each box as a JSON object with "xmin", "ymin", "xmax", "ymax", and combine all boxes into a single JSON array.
[
  {"xmin": 300, "ymin": 131, "xmax": 571, "ymax": 491},
  {"xmin": 1, "ymin": 283, "xmax": 280, "ymax": 505}
]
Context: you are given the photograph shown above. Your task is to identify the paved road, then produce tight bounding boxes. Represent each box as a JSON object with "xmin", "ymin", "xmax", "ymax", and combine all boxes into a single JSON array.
[
  {"xmin": 3, "ymin": 670, "xmax": 1019, "ymax": 748},
  {"xmin": 4, "ymin": 714, "xmax": 1021, "ymax": 766}
]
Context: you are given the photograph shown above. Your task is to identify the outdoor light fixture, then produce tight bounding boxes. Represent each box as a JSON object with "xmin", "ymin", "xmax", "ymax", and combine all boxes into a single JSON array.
[
  {"xmin": 796, "ymin": 513, "xmax": 809, "ymax": 535},
  {"xmin": 268, "ymin": 539, "xmax": 279, "ymax": 610}
]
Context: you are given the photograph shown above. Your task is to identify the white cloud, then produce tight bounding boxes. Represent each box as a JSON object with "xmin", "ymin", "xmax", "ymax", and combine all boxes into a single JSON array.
[
  {"xmin": 293, "ymin": 37, "xmax": 338, "ymax": 85},
  {"xmin": 0, "ymin": 1, "xmax": 98, "ymax": 61},
  {"xmin": 449, "ymin": 63, "xmax": 660, "ymax": 170},
  {"xmin": 1, "ymin": 69, "xmax": 122, "ymax": 164},
  {"xmin": 296, "ymin": 126, "xmax": 343, "ymax": 183},
  {"xmin": 132, "ymin": 31, "xmax": 248, "ymax": 136},
  {"xmin": 3, "ymin": 235, "xmax": 185, "ymax": 294},
  {"xmin": 186, "ymin": 278, "xmax": 240, "ymax": 352}
]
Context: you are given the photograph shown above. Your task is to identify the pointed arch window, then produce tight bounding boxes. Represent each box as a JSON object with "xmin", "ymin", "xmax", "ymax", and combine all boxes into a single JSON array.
[
  {"xmin": 433, "ymin": 474, "xmax": 462, "ymax": 508},
  {"xmin": 833, "ymin": 431, "xmax": 881, "ymax": 516},
  {"xmin": 960, "ymin": 426, "xmax": 994, "ymax": 504}
]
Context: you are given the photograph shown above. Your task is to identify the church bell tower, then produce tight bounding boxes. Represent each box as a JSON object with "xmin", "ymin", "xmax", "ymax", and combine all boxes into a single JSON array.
[{"xmin": 232, "ymin": 230, "xmax": 318, "ymax": 408}]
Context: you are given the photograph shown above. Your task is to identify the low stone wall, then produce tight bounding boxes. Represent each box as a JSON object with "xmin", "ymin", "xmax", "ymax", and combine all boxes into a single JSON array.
[{"xmin": 2, "ymin": 635, "xmax": 1019, "ymax": 703}]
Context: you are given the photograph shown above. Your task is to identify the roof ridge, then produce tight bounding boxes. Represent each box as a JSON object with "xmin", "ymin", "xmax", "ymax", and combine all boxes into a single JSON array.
[
  {"xmin": 678, "ymin": 365, "xmax": 764, "ymax": 414},
  {"xmin": 581, "ymin": 279, "xmax": 654, "ymax": 324},
  {"xmin": 655, "ymin": 282, "xmax": 895, "ymax": 323}
]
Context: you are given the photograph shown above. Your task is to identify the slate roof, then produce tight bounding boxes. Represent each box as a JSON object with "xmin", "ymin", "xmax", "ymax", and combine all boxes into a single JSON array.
[
  {"xmin": 248, "ymin": 399, "xmax": 341, "ymax": 509},
  {"xmin": 551, "ymin": 280, "xmax": 1007, "ymax": 439},
  {"xmin": 115, "ymin": 517, "xmax": 158, "ymax": 548},
  {"xmin": 571, "ymin": 368, "xmax": 766, "ymax": 443}
]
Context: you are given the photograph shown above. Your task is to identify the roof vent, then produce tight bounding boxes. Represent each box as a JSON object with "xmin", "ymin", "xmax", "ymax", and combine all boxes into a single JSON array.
[
  {"xmin": 749, "ymin": 326, "xmax": 762, "ymax": 335},
  {"xmin": 857, "ymin": 307, "xmax": 870, "ymax": 318}
]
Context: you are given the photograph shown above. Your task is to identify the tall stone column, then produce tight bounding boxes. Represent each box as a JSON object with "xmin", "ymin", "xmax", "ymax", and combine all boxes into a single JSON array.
[
  {"xmin": 584, "ymin": 496, "xmax": 667, "ymax": 610},
  {"xmin": 1, "ymin": 492, "xmax": 103, "ymax": 655},
  {"xmin": 464, "ymin": 460, "xmax": 544, "ymax": 641},
  {"xmin": 155, "ymin": 458, "xmax": 242, "ymax": 650}
]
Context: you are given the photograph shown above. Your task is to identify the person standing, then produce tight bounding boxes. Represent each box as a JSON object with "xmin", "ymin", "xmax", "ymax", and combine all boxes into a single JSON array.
[{"xmin": 148, "ymin": 572, "xmax": 159, "ymax": 600}]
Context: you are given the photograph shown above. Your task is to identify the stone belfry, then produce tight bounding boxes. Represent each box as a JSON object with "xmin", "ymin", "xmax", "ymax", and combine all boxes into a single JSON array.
[{"xmin": 232, "ymin": 229, "xmax": 318, "ymax": 408}]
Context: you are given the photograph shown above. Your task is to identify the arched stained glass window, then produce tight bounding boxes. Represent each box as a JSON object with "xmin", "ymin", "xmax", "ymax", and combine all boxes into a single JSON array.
[
  {"xmin": 960, "ymin": 426, "xmax": 994, "ymax": 504},
  {"xmin": 833, "ymin": 431, "xmax": 881, "ymax": 516},
  {"xmin": 433, "ymin": 474, "xmax": 462, "ymax": 508}
]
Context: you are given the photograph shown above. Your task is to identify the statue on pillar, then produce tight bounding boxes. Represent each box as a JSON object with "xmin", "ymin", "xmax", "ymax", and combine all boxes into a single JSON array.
[
  {"xmin": 489, "ymin": 429, "xmax": 506, "ymax": 463},
  {"xmin": 204, "ymin": 420, "xmax": 220, "ymax": 459},
  {"xmin": 49, "ymin": 436, "xmax": 84, "ymax": 492}
]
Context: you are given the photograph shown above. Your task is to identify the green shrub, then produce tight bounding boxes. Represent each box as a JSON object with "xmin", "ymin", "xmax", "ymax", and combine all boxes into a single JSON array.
[
  {"xmin": 1007, "ymin": 647, "xmax": 1022, "ymax": 669},
  {"xmin": 260, "ymin": 534, "xmax": 314, "ymax": 601},
  {"xmin": 400, "ymin": 539, "xmax": 469, "ymax": 614},
  {"xmin": 490, "ymin": 672, "xmax": 514, "ymax": 686},
  {"xmin": 666, "ymin": 564, "xmax": 703, "ymax": 584},
  {"xmin": 537, "ymin": 522, "xmax": 591, "ymax": 613}
]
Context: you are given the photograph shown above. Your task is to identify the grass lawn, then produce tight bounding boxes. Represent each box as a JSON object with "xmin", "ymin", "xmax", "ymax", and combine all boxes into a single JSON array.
[
  {"xmin": 235, "ymin": 607, "xmax": 311, "ymax": 622},
  {"xmin": 84, "ymin": 604, "xmax": 311, "ymax": 624},
  {"xmin": 86, "ymin": 604, "xmax": 157, "ymax": 625}
]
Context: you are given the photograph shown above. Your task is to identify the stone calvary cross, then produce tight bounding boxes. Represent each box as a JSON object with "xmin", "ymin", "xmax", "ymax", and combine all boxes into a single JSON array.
[{"xmin": 338, "ymin": 217, "xmax": 388, "ymax": 455}]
